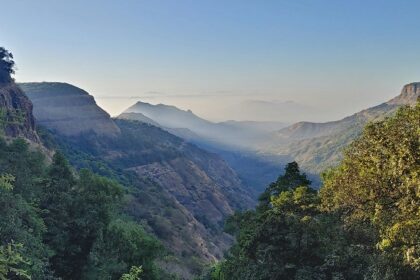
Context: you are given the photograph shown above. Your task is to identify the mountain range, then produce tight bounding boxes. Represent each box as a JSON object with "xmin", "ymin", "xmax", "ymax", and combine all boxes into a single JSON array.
[
  {"xmin": 120, "ymin": 101, "xmax": 291, "ymax": 193},
  {"xmin": 261, "ymin": 82, "xmax": 420, "ymax": 173},
  {"xmin": 119, "ymin": 82, "xmax": 419, "ymax": 186},
  {"xmin": 123, "ymin": 101, "xmax": 288, "ymax": 150}
]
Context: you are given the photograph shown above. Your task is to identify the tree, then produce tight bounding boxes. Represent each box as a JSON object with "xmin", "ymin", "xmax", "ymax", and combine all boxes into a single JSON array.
[
  {"xmin": 258, "ymin": 161, "xmax": 311, "ymax": 209},
  {"xmin": 320, "ymin": 102, "xmax": 420, "ymax": 272},
  {"xmin": 0, "ymin": 47, "xmax": 15, "ymax": 84},
  {"xmin": 40, "ymin": 152, "xmax": 77, "ymax": 278},
  {"xmin": 217, "ymin": 163, "xmax": 344, "ymax": 280},
  {"xmin": 0, "ymin": 176, "xmax": 31, "ymax": 280},
  {"xmin": 120, "ymin": 266, "xmax": 143, "ymax": 280},
  {"xmin": 83, "ymin": 219, "xmax": 163, "ymax": 280},
  {"xmin": 0, "ymin": 242, "xmax": 31, "ymax": 280},
  {"xmin": 0, "ymin": 141, "xmax": 51, "ymax": 279}
]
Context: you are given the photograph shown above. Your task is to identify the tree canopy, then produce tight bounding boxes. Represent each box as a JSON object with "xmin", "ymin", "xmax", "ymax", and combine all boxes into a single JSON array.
[
  {"xmin": 202, "ymin": 101, "xmax": 419, "ymax": 280},
  {"xmin": 0, "ymin": 138, "xmax": 167, "ymax": 279},
  {"xmin": 0, "ymin": 47, "xmax": 15, "ymax": 84}
]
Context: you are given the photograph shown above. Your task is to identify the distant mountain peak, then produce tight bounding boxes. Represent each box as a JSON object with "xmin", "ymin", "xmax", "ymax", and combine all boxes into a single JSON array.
[{"xmin": 125, "ymin": 101, "xmax": 210, "ymax": 130}]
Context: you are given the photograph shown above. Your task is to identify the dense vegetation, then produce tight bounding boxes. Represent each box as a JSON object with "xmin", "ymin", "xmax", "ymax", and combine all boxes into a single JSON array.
[
  {"xmin": 201, "ymin": 102, "xmax": 419, "ymax": 279},
  {"xmin": 0, "ymin": 138, "xmax": 168, "ymax": 279},
  {"xmin": 38, "ymin": 121, "xmax": 229, "ymax": 277}
]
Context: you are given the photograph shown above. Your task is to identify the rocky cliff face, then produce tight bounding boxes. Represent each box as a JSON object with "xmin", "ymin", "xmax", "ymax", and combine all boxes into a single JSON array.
[
  {"xmin": 387, "ymin": 82, "xmax": 420, "ymax": 105},
  {"xmin": 20, "ymin": 82, "xmax": 120, "ymax": 137},
  {"xmin": 0, "ymin": 83, "xmax": 39, "ymax": 142}
]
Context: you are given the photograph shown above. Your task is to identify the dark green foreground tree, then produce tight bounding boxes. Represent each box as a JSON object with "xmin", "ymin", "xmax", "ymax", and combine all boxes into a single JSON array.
[{"xmin": 205, "ymin": 102, "xmax": 419, "ymax": 279}]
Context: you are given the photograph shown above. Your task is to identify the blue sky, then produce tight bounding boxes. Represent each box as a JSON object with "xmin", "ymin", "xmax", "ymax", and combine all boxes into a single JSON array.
[{"xmin": 1, "ymin": 0, "xmax": 420, "ymax": 121}]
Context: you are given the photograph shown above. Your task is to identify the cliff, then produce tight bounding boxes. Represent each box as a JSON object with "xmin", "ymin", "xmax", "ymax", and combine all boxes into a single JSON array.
[
  {"xmin": 20, "ymin": 82, "xmax": 120, "ymax": 137},
  {"xmin": 0, "ymin": 83, "xmax": 39, "ymax": 143}
]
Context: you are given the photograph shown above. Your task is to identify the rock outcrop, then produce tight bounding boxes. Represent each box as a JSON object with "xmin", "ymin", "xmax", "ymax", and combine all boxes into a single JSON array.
[
  {"xmin": 0, "ymin": 83, "xmax": 39, "ymax": 142},
  {"xmin": 20, "ymin": 82, "xmax": 120, "ymax": 137},
  {"xmin": 387, "ymin": 82, "xmax": 420, "ymax": 105}
]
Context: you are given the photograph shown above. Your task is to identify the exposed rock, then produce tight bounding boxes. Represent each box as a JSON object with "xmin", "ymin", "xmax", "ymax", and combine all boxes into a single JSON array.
[
  {"xmin": 0, "ymin": 83, "xmax": 39, "ymax": 143},
  {"xmin": 20, "ymin": 82, "xmax": 120, "ymax": 137},
  {"xmin": 387, "ymin": 82, "xmax": 420, "ymax": 105}
]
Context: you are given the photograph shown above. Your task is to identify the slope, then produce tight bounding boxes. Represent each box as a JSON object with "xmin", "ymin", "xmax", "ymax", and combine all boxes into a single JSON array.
[
  {"xmin": 264, "ymin": 82, "xmax": 420, "ymax": 173},
  {"xmin": 21, "ymin": 82, "xmax": 254, "ymax": 278}
]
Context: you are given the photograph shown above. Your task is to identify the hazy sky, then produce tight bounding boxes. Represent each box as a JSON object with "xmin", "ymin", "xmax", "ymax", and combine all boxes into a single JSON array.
[{"xmin": 1, "ymin": 0, "xmax": 420, "ymax": 121}]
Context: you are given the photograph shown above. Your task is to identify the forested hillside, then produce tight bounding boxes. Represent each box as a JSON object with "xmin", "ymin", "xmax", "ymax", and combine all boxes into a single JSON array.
[
  {"xmin": 201, "ymin": 101, "xmax": 420, "ymax": 279},
  {"xmin": 0, "ymin": 48, "xmax": 168, "ymax": 280},
  {"xmin": 0, "ymin": 141, "xmax": 166, "ymax": 279}
]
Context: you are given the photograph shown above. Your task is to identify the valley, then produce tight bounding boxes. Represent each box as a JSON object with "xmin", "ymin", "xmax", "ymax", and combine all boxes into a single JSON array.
[{"xmin": 1, "ymin": 0, "xmax": 420, "ymax": 278}]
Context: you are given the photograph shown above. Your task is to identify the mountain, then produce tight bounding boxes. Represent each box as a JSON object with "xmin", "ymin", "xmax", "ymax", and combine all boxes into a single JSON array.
[
  {"xmin": 118, "ymin": 111, "xmax": 161, "ymax": 127},
  {"xmin": 19, "ymin": 82, "xmax": 121, "ymax": 137},
  {"xmin": 125, "ymin": 101, "xmax": 212, "ymax": 132},
  {"xmin": 120, "ymin": 105, "xmax": 292, "ymax": 193},
  {"xmin": 0, "ymin": 82, "xmax": 39, "ymax": 143},
  {"xmin": 21, "ymin": 82, "xmax": 254, "ymax": 278},
  {"xmin": 263, "ymin": 82, "xmax": 420, "ymax": 174},
  {"xmin": 123, "ymin": 101, "xmax": 287, "ymax": 149}
]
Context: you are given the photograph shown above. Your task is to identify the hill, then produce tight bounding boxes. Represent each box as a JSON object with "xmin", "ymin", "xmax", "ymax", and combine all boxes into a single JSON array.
[
  {"xmin": 263, "ymin": 82, "xmax": 420, "ymax": 173},
  {"xmin": 123, "ymin": 101, "xmax": 287, "ymax": 149},
  {"xmin": 120, "ymin": 103, "xmax": 291, "ymax": 193},
  {"xmin": 19, "ymin": 82, "xmax": 121, "ymax": 137}
]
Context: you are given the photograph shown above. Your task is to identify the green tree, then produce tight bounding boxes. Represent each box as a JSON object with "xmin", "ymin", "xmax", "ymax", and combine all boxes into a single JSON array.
[
  {"xmin": 321, "ymin": 102, "xmax": 420, "ymax": 272},
  {"xmin": 0, "ymin": 242, "xmax": 31, "ymax": 280},
  {"xmin": 258, "ymin": 161, "xmax": 311, "ymax": 209},
  {"xmin": 83, "ymin": 219, "xmax": 163, "ymax": 280},
  {"xmin": 41, "ymin": 152, "xmax": 124, "ymax": 279},
  {"xmin": 120, "ymin": 266, "xmax": 143, "ymax": 280},
  {"xmin": 219, "ymin": 163, "xmax": 334, "ymax": 279},
  {"xmin": 0, "ymin": 141, "xmax": 51, "ymax": 279},
  {"xmin": 40, "ymin": 152, "xmax": 77, "ymax": 278}
]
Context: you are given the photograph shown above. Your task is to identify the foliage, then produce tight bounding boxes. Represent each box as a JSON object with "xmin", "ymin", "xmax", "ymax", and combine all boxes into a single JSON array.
[
  {"xmin": 120, "ymin": 266, "xmax": 143, "ymax": 280},
  {"xmin": 0, "ymin": 137, "xmax": 165, "ymax": 279},
  {"xmin": 258, "ymin": 161, "xmax": 311, "ymax": 209},
  {"xmin": 320, "ymin": 102, "xmax": 420, "ymax": 271},
  {"xmin": 210, "ymin": 102, "xmax": 420, "ymax": 280},
  {"xmin": 0, "ymin": 242, "xmax": 31, "ymax": 280},
  {"xmin": 0, "ymin": 47, "xmax": 15, "ymax": 84},
  {"xmin": 0, "ymin": 173, "xmax": 15, "ymax": 191},
  {"xmin": 83, "ymin": 219, "xmax": 163, "ymax": 280}
]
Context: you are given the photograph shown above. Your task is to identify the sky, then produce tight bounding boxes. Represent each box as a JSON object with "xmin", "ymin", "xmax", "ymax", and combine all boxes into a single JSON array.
[{"xmin": 1, "ymin": 0, "xmax": 420, "ymax": 122}]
